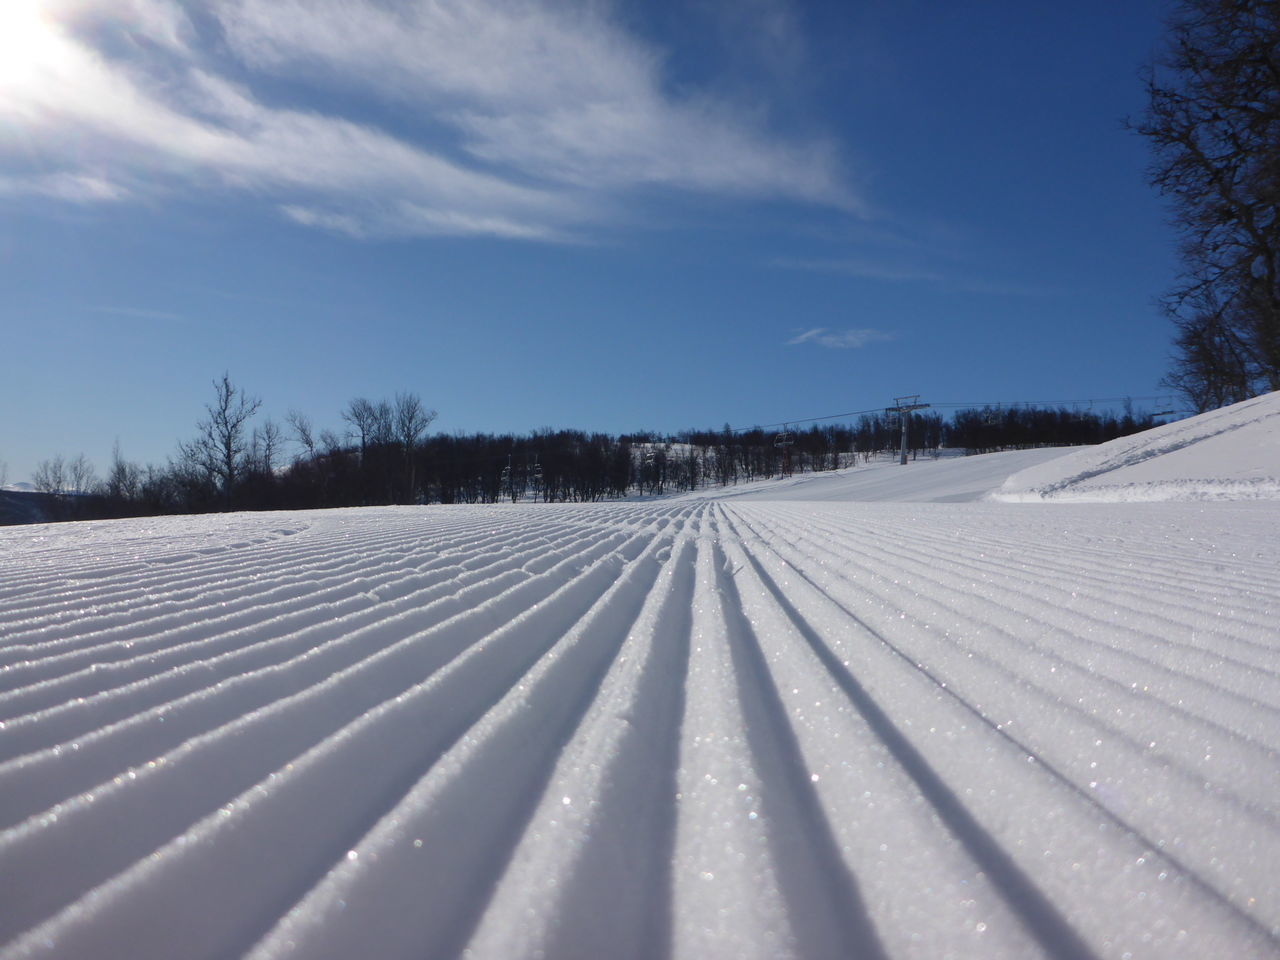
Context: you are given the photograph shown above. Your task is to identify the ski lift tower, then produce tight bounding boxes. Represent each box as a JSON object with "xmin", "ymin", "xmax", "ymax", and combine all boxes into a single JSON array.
[
  {"xmin": 886, "ymin": 395, "xmax": 930, "ymax": 465},
  {"xmin": 774, "ymin": 424, "xmax": 795, "ymax": 476}
]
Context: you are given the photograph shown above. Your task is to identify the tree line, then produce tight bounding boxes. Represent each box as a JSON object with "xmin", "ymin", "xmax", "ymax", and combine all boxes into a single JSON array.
[{"xmin": 13, "ymin": 375, "xmax": 1166, "ymax": 524}]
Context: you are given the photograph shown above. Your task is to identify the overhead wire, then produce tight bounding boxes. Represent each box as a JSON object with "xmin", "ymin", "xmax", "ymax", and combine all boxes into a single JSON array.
[{"xmin": 724, "ymin": 394, "xmax": 1187, "ymax": 434}]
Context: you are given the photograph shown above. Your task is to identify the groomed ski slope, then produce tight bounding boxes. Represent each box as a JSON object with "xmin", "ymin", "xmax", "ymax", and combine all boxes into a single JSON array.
[
  {"xmin": 2, "ymin": 398, "xmax": 1279, "ymax": 960},
  {"xmin": 693, "ymin": 446, "xmax": 1076, "ymax": 504},
  {"xmin": 996, "ymin": 390, "xmax": 1280, "ymax": 502}
]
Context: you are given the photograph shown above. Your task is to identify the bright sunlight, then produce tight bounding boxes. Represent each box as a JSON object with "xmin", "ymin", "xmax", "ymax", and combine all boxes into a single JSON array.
[{"xmin": 0, "ymin": 0, "xmax": 68, "ymax": 91}]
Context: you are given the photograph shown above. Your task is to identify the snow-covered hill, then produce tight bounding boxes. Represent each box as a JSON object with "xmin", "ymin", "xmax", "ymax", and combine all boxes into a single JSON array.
[
  {"xmin": 692, "ymin": 447, "xmax": 1075, "ymax": 503},
  {"xmin": 2, "ymin": 398, "xmax": 1279, "ymax": 960},
  {"xmin": 995, "ymin": 391, "xmax": 1280, "ymax": 502}
]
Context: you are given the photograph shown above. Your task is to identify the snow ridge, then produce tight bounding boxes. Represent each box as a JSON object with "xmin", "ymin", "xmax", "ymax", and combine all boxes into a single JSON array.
[{"xmin": 995, "ymin": 391, "xmax": 1280, "ymax": 502}]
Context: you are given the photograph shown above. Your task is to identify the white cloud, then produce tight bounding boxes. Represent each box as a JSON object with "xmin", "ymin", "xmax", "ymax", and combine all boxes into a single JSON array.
[
  {"xmin": 0, "ymin": 171, "xmax": 127, "ymax": 201},
  {"xmin": 0, "ymin": 4, "xmax": 575, "ymax": 237},
  {"xmin": 786, "ymin": 327, "xmax": 895, "ymax": 349},
  {"xmin": 280, "ymin": 202, "xmax": 566, "ymax": 242},
  {"xmin": 213, "ymin": 0, "xmax": 641, "ymax": 109},
  {"xmin": 215, "ymin": 0, "xmax": 853, "ymax": 205},
  {"xmin": 0, "ymin": 0, "xmax": 855, "ymax": 240}
]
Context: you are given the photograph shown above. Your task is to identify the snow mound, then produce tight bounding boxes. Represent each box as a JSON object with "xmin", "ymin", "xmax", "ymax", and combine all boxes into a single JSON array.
[
  {"xmin": 993, "ymin": 390, "xmax": 1280, "ymax": 503},
  {"xmin": 686, "ymin": 447, "xmax": 1077, "ymax": 503}
]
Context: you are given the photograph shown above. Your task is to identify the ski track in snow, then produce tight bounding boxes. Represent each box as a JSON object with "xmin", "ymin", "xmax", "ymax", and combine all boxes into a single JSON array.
[{"xmin": 1, "ymin": 498, "xmax": 1279, "ymax": 959}]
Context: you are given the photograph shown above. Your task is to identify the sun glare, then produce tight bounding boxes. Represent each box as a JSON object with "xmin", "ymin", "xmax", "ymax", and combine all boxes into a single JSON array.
[{"xmin": 0, "ymin": 0, "xmax": 67, "ymax": 91}]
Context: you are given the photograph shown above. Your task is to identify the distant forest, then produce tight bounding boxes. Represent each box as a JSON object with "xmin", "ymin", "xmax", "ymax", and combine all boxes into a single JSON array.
[{"xmin": 6, "ymin": 377, "xmax": 1169, "ymax": 525}]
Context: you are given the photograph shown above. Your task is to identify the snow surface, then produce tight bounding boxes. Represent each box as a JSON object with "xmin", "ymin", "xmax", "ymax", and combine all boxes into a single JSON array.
[
  {"xmin": 2, "ymin": 397, "xmax": 1280, "ymax": 960},
  {"xmin": 695, "ymin": 447, "xmax": 1077, "ymax": 503},
  {"xmin": 995, "ymin": 391, "xmax": 1280, "ymax": 502}
]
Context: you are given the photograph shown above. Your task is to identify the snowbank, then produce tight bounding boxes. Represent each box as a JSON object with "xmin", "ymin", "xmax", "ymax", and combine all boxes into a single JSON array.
[
  {"xmin": 993, "ymin": 390, "xmax": 1280, "ymax": 502},
  {"xmin": 684, "ymin": 447, "xmax": 1077, "ymax": 503}
]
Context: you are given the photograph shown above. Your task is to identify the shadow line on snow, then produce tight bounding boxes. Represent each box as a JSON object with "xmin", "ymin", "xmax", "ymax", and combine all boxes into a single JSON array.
[
  {"xmin": 728, "ymin": 506, "xmax": 1280, "ymax": 955},
  {"xmin": 541, "ymin": 533, "xmax": 700, "ymax": 960},
  {"xmin": 236, "ymin": 533, "xmax": 671, "ymax": 960},
  {"xmin": 748, "ymin": 504, "xmax": 1280, "ymax": 830},
  {"xmin": 710, "ymin": 530, "xmax": 891, "ymax": 960},
  {"xmin": 0, "ymin": 524, "xmax": 649, "ymax": 956},
  {"xmin": 724, "ymin": 516, "xmax": 1101, "ymax": 960}
]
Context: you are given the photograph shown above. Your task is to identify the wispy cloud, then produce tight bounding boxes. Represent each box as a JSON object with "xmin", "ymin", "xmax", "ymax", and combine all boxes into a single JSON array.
[
  {"xmin": 0, "ymin": 172, "xmax": 128, "ymax": 202},
  {"xmin": 786, "ymin": 327, "xmax": 895, "ymax": 349},
  {"xmin": 713, "ymin": 0, "xmax": 809, "ymax": 76},
  {"xmin": 0, "ymin": 0, "xmax": 854, "ymax": 240},
  {"xmin": 773, "ymin": 256, "xmax": 1062, "ymax": 297}
]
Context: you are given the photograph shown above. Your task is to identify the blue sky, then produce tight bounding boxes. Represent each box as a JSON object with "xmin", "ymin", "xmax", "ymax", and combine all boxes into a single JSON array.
[{"xmin": 1, "ymin": 0, "xmax": 1178, "ymax": 485}]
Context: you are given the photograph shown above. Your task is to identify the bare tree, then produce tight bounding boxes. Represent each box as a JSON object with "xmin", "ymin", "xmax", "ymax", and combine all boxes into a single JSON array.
[
  {"xmin": 371, "ymin": 399, "xmax": 395, "ymax": 448},
  {"xmin": 253, "ymin": 418, "xmax": 283, "ymax": 475},
  {"xmin": 341, "ymin": 398, "xmax": 379, "ymax": 461},
  {"xmin": 180, "ymin": 373, "xmax": 262, "ymax": 506},
  {"xmin": 286, "ymin": 409, "xmax": 316, "ymax": 460},
  {"xmin": 105, "ymin": 441, "xmax": 142, "ymax": 503},
  {"xmin": 32, "ymin": 455, "xmax": 67, "ymax": 497},
  {"xmin": 0, "ymin": 458, "xmax": 7, "ymax": 489},
  {"xmin": 67, "ymin": 454, "xmax": 96, "ymax": 494},
  {"xmin": 1131, "ymin": 0, "xmax": 1280, "ymax": 408},
  {"xmin": 343, "ymin": 396, "xmax": 398, "ymax": 502},
  {"xmin": 393, "ymin": 392, "xmax": 436, "ymax": 502},
  {"xmin": 319, "ymin": 428, "xmax": 344, "ymax": 456}
]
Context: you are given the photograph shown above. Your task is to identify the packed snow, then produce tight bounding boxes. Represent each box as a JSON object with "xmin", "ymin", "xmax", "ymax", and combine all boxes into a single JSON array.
[
  {"xmin": 995, "ymin": 390, "xmax": 1280, "ymax": 502},
  {"xmin": 697, "ymin": 447, "xmax": 1076, "ymax": 503},
  {"xmin": 2, "ymin": 394, "xmax": 1279, "ymax": 959}
]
